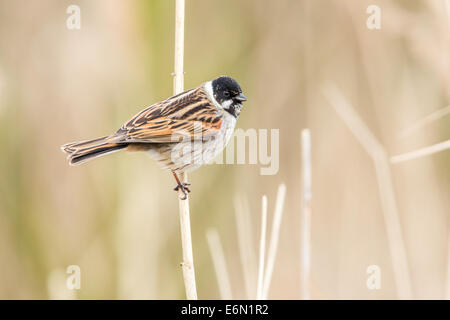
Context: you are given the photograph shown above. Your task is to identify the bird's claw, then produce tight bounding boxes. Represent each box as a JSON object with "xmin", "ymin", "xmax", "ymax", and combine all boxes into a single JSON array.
[{"xmin": 174, "ymin": 182, "xmax": 191, "ymax": 200}]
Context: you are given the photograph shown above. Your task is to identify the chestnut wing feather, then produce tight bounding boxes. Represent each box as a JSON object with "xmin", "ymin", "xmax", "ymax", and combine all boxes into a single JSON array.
[{"xmin": 115, "ymin": 87, "xmax": 223, "ymax": 143}]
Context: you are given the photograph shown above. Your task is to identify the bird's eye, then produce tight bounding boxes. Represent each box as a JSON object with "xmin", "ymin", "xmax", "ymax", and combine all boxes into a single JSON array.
[{"xmin": 223, "ymin": 91, "xmax": 230, "ymax": 98}]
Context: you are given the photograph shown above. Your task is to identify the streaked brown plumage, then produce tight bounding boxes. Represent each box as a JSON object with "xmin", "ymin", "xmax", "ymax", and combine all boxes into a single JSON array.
[{"xmin": 62, "ymin": 76, "xmax": 247, "ymax": 199}]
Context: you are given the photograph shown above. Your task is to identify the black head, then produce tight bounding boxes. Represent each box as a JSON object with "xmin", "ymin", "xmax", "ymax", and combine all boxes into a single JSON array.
[{"xmin": 211, "ymin": 76, "xmax": 247, "ymax": 118}]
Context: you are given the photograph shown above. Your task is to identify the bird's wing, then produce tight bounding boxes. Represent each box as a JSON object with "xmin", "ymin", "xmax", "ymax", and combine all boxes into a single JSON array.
[{"xmin": 115, "ymin": 87, "xmax": 223, "ymax": 143}]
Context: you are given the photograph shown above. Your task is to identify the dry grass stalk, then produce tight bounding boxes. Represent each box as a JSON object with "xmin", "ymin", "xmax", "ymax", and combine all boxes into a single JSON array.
[
  {"xmin": 300, "ymin": 129, "xmax": 312, "ymax": 300},
  {"xmin": 322, "ymin": 83, "xmax": 413, "ymax": 299},
  {"xmin": 234, "ymin": 196, "xmax": 257, "ymax": 299},
  {"xmin": 262, "ymin": 184, "xmax": 287, "ymax": 299},
  {"xmin": 399, "ymin": 106, "xmax": 450, "ymax": 138},
  {"xmin": 391, "ymin": 140, "xmax": 450, "ymax": 164},
  {"xmin": 206, "ymin": 229, "xmax": 232, "ymax": 300},
  {"xmin": 174, "ymin": 0, "xmax": 197, "ymax": 300},
  {"xmin": 256, "ymin": 195, "xmax": 268, "ymax": 300}
]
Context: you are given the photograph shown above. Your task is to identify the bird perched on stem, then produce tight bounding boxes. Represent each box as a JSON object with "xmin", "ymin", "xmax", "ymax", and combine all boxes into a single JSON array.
[{"xmin": 62, "ymin": 76, "xmax": 247, "ymax": 199}]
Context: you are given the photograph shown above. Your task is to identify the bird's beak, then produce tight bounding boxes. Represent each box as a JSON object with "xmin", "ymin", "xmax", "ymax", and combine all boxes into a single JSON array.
[{"xmin": 236, "ymin": 93, "xmax": 248, "ymax": 102}]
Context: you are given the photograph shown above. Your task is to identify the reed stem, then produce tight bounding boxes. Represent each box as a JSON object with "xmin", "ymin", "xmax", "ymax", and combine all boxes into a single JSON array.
[
  {"xmin": 256, "ymin": 195, "xmax": 268, "ymax": 300},
  {"xmin": 300, "ymin": 129, "xmax": 312, "ymax": 299},
  {"xmin": 174, "ymin": 0, "xmax": 197, "ymax": 300}
]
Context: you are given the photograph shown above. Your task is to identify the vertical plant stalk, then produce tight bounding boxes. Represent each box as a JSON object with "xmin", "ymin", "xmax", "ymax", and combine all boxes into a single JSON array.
[
  {"xmin": 262, "ymin": 184, "xmax": 286, "ymax": 299},
  {"xmin": 206, "ymin": 229, "xmax": 233, "ymax": 300},
  {"xmin": 323, "ymin": 83, "xmax": 413, "ymax": 299},
  {"xmin": 234, "ymin": 196, "xmax": 257, "ymax": 299},
  {"xmin": 174, "ymin": 0, "xmax": 197, "ymax": 300},
  {"xmin": 300, "ymin": 129, "xmax": 312, "ymax": 300},
  {"xmin": 256, "ymin": 195, "xmax": 268, "ymax": 300}
]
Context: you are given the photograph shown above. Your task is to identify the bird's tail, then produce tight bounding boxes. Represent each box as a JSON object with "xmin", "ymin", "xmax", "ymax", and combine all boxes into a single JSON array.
[{"xmin": 61, "ymin": 135, "xmax": 128, "ymax": 165}]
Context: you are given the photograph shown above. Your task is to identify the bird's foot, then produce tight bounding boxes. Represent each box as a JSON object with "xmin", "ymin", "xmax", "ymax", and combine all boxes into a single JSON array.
[{"xmin": 174, "ymin": 182, "xmax": 191, "ymax": 200}]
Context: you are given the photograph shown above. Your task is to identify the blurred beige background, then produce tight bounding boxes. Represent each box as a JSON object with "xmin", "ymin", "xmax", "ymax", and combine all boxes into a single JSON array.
[{"xmin": 0, "ymin": 0, "xmax": 448, "ymax": 299}]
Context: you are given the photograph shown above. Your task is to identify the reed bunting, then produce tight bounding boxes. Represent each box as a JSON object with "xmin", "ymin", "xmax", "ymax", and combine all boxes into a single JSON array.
[{"xmin": 62, "ymin": 76, "xmax": 247, "ymax": 199}]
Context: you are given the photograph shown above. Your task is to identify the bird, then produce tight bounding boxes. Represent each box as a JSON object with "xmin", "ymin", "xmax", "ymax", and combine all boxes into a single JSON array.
[{"xmin": 61, "ymin": 76, "xmax": 247, "ymax": 200}]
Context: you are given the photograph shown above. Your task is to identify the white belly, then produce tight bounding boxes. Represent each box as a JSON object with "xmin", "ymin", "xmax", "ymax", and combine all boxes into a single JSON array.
[
  {"xmin": 201, "ymin": 112, "xmax": 236, "ymax": 164},
  {"xmin": 148, "ymin": 111, "xmax": 237, "ymax": 173}
]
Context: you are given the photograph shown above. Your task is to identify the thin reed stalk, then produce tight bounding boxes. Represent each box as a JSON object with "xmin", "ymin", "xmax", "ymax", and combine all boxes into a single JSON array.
[
  {"xmin": 174, "ymin": 0, "xmax": 197, "ymax": 300},
  {"xmin": 262, "ymin": 184, "xmax": 286, "ymax": 299},
  {"xmin": 234, "ymin": 196, "xmax": 257, "ymax": 299},
  {"xmin": 398, "ymin": 106, "xmax": 450, "ymax": 138},
  {"xmin": 256, "ymin": 195, "xmax": 268, "ymax": 300},
  {"xmin": 323, "ymin": 83, "xmax": 413, "ymax": 299},
  {"xmin": 300, "ymin": 129, "xmax": 312, "ymax": 300},
  {"xmin": 390, "ymin": 139, "xmax": 450, "ymax": 163},
  {"xmin": 206, "ymin": 229, "xmax": 232, "ymax": 300}
]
